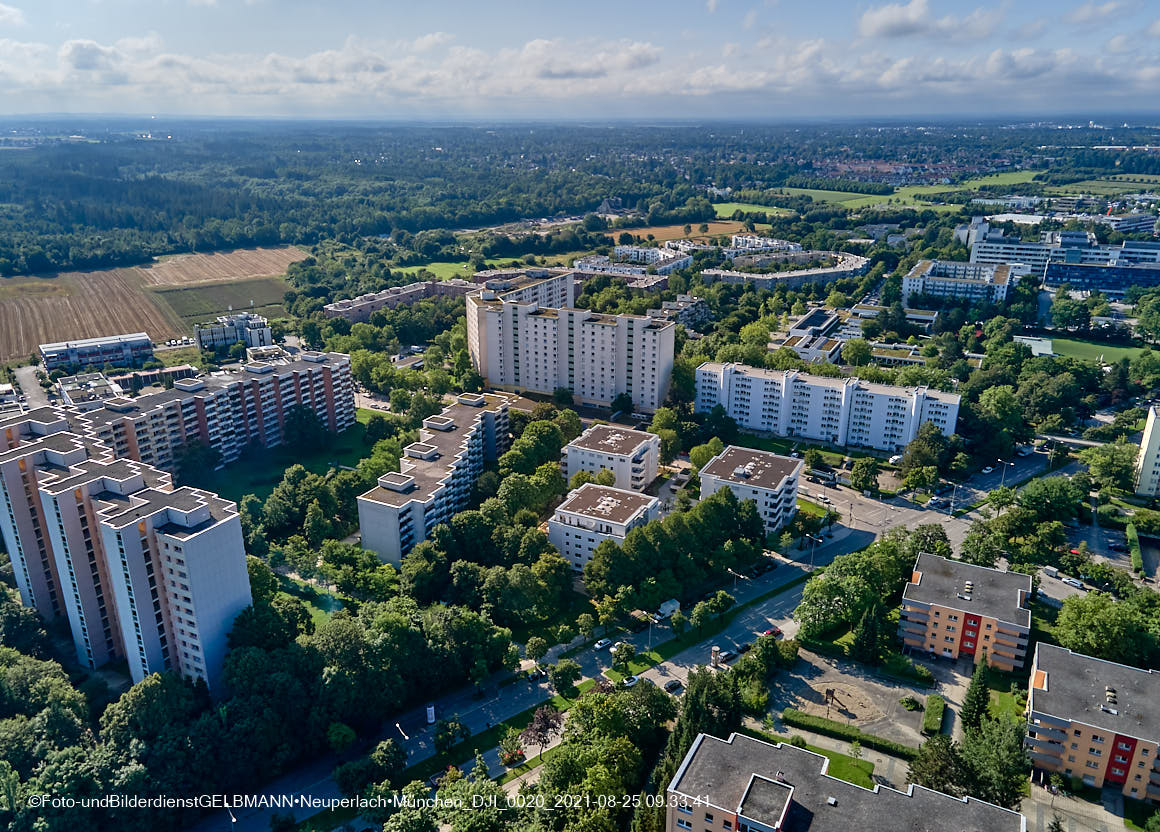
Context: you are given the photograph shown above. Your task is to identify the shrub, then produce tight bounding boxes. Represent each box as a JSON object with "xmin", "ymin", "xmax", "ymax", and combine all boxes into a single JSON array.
[
  {"xmin": 780, "ymin": 708, "xmax": 918, "ymax": 760},
  {"xmin": 900, "ymin": 696, "xmax": 923, "ymax": 711},
  {"xmin": 882, "ymin": 653, "xmax": 935, "ymax": 686},
  {"xmin": 1127, "ymin": 523, "xmax": 1145, "ymax": 574},
  {"xmin": 922, "ymin": 694, "xmax": 946, "ymax": 735}
]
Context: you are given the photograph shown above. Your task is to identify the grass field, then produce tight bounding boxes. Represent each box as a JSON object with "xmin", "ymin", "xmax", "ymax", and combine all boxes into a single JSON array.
[
  {"xmin": 713, "ymin": 201, "xmax": 796, "ymax": 218},
  {"xmin": 1047, "ymin": 174, "xmax": 1160, "ymax": 196},
  {"xmin": 276, "ymin": 574, "xmax": 345, "ymax": 630},
  {"xmin": 155, "ymin": 345, "xmax": 208, "ymax": 370},
  {"xmin": 613, "ymin": 220, "xmax": 749, "ymax": 243},
  {"xmin": 393, "ymin": 260, "xmax": 473, "ymax": 280},
  {"xmin": 1051, "ymin": 337, "xmax": 1145, "ymax": 363},
  {"xmin": 151, "ymin": 276, "xmax": 290, "ymax": 324}
]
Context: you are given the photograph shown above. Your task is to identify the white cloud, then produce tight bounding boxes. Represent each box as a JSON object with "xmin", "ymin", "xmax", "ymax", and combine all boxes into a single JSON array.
[
  {"xmin": 743, "ymin": 9, "xmax": 758, "ymax": 29},
  {"xmin": 706, "ymin": 0, "xmax": 720, "ymax": 12},
  {"xmin": 1148, "ymin": 18, "xmax": 1160, "ymax": 36},
  {"xmin": 0, "ymin": 3, "xmax": 24, "ymax": 25},
  {"xmin": 1015, "ymin": 17, "xmax": 1049, "ymax": 39},
  {"xmin": 1065, "ymin": 2, "xmax": 1123, "ymax": 24},
  {"xmin": 1105, "ymin": 34, "xmax": 1132, "ymax": 53},
  {"xmin": 858, "ymin": 0, "xmax": 997, "ymax": 41}
]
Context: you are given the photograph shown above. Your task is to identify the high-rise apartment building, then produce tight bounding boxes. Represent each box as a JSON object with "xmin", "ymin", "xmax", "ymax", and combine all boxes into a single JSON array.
[
  {"xmin": 357, "ymin": 393, "xmax": 512, "ymax": 564},
  {"xmin": 0, "ymin": 407, "xmax": 251, "ymax": 692},
  {"xmin": 698, "ymin": 446, "xmax": 801, "ymax": 537},
  {"xmin": 695, "ymin": 363, "xmax": 959, "ymax": 453},
  {"xmin": 466, "ymin": 270, "xmax": 675, "ymax": 412},
  {"xmin": 563, "ymin": 424, "xmax": 660, "ymax": 492},
  {"xmin": 1136, "ymin": 406, "xmax": 1160, "ymax": 497}
]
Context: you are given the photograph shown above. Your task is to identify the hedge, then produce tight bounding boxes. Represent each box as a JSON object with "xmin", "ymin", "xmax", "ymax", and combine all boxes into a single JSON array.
[
  {"xmin": 1127, "ymin": 523, "xmax": 1144, "ymax": 575},
  {"xmin": 922, "ymin": 694, "xmax": 946, "ymax": 735},
  {"xmin": 781, "ymin": 708, "xmax": 918, "ymax": 761}
]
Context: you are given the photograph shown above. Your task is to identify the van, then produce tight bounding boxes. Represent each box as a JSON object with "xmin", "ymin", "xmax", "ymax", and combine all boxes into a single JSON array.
[
  {"xmin": 1043, "ymin": 566, "xmax": 1058, "ymax": 579},
  {"xmin": 888, "ymin": 454, "xmax": 903, "ymax": 465}
]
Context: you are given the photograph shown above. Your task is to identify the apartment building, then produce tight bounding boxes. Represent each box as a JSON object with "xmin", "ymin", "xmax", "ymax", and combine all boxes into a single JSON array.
[
  {"xmin": 700, "ymin": 252, "xmax": 869, "ymax": 291},
  {"xmin": 1134, "ymin": 406, "xmax": 1160, "ymax": 497},
  {"xmin": 466, "ymin": 270, "xmax": 675, "ymax": 413},
  {"xmin": 727, "ymin": 234, "xmax": 803, "ymax": 253},
  {"xmin": 357, "ymin": 393, "xmax": 512, "ymax": 564},
  {"xmin": 322, "ymin": 279, "xmax": 476, "ymax": 322},
  {"xmin": 898, "ymin": 553, "xmax": 1032, "ymax": 671},
  {"xmin": 612, "ymin": 245, "xmax": 693, "ymax": 274},
  {"xmin": 40, "ymin": 332, "xmax": 154, "ymax": 371},
  {"xmin": 563, "ymin": 424, "xmax": 660, "ymax": 492},
  {"xmin": 70, "ymin": 351, "xmax": 355, "ymax": 471},
  {"xmin": 695, "ymin": 362, "xmax": 959, "ymax": 453},
  {"xmin": 698, "ymin": 446, "xmax": 801, "ymax": 537},
  {"xmin": 56, "ymin": 373, "xmax": 124, "ymax": 411},
  {"xmin": 194, "ymin": 312, "xmax": 274, "ymax": 351},
  {"xmin": 0, "ymin": 407, "xmax": 251, "ymax": 692},
  {"xmin": 667, "ymin": 732, "xmax": 1026, "ymax": 832},
  {"xmin": 901, "ymin": 260, "xmax": 1029, "ymax": 305},
  {"xmin": 546, "ymin": 483, "xmax": 660, "ymax": 572},
  {"xmin": 1026, "ymin": 643, "xmax": 1160, "ymax": 799},
  {"xmin": 646, "ymin": 294, "xmax": 712, "ymax": 331}
]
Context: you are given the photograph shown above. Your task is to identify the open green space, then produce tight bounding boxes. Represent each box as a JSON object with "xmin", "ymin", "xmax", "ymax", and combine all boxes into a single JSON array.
[
  {"xmin": 1051, "ymin": 338, "xmax": 1145, "ymax": 363},
  {"xmin": 741, "ymin": 727, "xmax": 875, "ymax": 788},
  {"xmin": 277, "ymin": 574, "xmax": 345, "ymax": 629},
  {"xmin": 712, "ymin": 202, "xmax": 796, "ymax": 218},
  {"xmin": 156, "ymin": 345, "xmax": 208, "ymax": 369},
  {"xmin": 393, "ymin": 260, "xmax": 473, "ymax": 280},
  {"xmin": 151, "ymin": 276, "xmax": 290, "ymax": 323},
  {"xmin": 1048, "ymin": 176, "xmax": 1156, "ymax": 196}
]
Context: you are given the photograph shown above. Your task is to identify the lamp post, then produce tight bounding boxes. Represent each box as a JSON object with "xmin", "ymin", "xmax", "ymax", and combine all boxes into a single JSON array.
[{"xmin": 999, "ymin": 459, "xmax": 1014, "ymax": 487}]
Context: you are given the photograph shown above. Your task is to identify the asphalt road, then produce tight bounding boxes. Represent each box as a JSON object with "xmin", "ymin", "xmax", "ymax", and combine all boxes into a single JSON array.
[{"xmin": 13, "ymin": 365, "xmax": 49, "ymax": 409}]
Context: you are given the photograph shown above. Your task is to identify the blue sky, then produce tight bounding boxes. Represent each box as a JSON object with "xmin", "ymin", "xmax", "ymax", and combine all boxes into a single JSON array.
[{"xmin": 1, "ymin": 0, "xmax": 1159, "ymax": 118}]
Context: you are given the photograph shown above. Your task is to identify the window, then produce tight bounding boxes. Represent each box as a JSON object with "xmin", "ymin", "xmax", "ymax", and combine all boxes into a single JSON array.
[
  {"xmin": 1086, "ymin": 761, "xmax": 1099, "ymax": 769},
  {"xmin": 677, "ymin": 806, "xmax": 692, "ymax": 816},
  {"xmin": 704, "ymin": 814, "xmax": 714, "ymax": 823},
  {"xmin": 676, "ymin": 820, "xmax": 692, "ymax": 830}
]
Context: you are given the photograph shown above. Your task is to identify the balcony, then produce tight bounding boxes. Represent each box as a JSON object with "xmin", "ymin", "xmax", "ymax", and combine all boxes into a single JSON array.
[{"xmin": 1025, "ymin": 734, "xmax": 1065, "ymax": 756}]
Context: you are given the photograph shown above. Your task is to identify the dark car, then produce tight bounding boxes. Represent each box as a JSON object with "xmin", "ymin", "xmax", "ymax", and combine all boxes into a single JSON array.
[
  {"xmin": 718, "ymin": 649, "xmax": 737, "ymax": 663},
  {"xmin": 739, "ymin": 642, "xmax": 753, "ymax": 653},
  {"xmin": 664, "ymin": 679, "xmax": 683, "ymax": 694}
]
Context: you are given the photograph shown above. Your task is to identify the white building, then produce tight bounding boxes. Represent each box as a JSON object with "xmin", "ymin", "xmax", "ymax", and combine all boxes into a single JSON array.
[
  {"xmin": 695, "ymin": 362, "xmax": 960, "ymax": 452},
  {"xmin": 357, "ymin": 393, "xmax": 512, "ymax": 564},
  {"xmin": 1135, "ymin": 406, "xmax": 1160, "ymax": 497},
  {"xmin": 194, "ymin": 312, "xmax": 274, "ymax": 351},
  {"xmin": 727, "ymin": 234, "xmax": 803, "ymax": 254},
  {"xmin": 40, "ymin": 332, "xmax": 154, "ymax": 371},
  {"xmin": 56, "ymin": 373, "xmax": 123, "ymax": 411},
  {"xmin": 970, "ymin": 229, "xmax": 1160, "ymax": 271},
  {"xmin": 322, "ymin": 279, "xmax": 476, "ymax": 322},
  {"xmin": 547, "ymin": 483, "xmax": 660, "ymax": 571},
  {"xmin": 698, "ymin": 446, "xmax": 801, "ymax": 536},
  {"xmin": 700, "ymin": 252, "xmax": 869, "ymax": 291},
  {"xmin": 901, "ymin": 260, "xmax": 1029, "ymax": 305},
  {"xmin": 563, "ymin": 424, "xmax": 660, "ymax": 492},
  {"xmin": 612, "ymin": 245, "xmax": 692, "ymax": 274},
  {"xmin": 466, "ymin": 270, "xmax": 675, "ymax": 412}
]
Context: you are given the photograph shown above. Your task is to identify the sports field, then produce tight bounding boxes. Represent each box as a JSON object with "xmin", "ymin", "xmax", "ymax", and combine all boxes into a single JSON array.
[
  {"xmin": 1048, "ymin": 174, "xmax": 1160, "ymax": 197},
  {"xmin": 1051, "ymin": 337, "xmax": 1145, "ymax": 363}
]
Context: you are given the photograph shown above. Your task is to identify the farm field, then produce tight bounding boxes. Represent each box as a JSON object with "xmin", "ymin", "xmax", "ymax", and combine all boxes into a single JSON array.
[
  {"xmin": 1047, "ymin": 175, "xmax": 1160, "ymax": 196},
  {"xmin": 1051, "ymin": 337, "xmax": 1145, "ymax": 363},
  {"xmin": 140, "ymin": 246, "xmax": 307, "ymax": 286},
  {"xmin": 613, "ymin": 219, "xmax": 749, "ymax": 242},
  {"xmin": 151, "ymin": 277, "xmax": 289, "ymax": 324},
  {"xmin": 712, "ymin": 201, "xmax": 796, "ymax": 218}
]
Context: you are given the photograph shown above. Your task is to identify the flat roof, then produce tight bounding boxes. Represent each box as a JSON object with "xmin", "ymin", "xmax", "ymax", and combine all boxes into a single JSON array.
[
  {"xmin": 697, "ymin": 362, "xmax": 960, "ymax": 403},
  {"xmin": 903, "ymin": 553, "xmax": 1031, "ymax": 628},
  {"xmin": 568, "ymin": 424, "xmax": 657, "ymax": 457},
  {"xmin": 1030, "ymin": 643, "xmax": 1160, "ymax": 740},
  {"xmin": 699, "ymin": 446, "xmax": 802, "ymax": 492},
  {"xmin": 671, "ymin": 733, "xmax": 1025, "ymax": 832},
  {"xmin": 555, "ymin": 483, "xmax": 658, "ymax": 525},
  {"xmin": 40, "ymin": 332, "xmax": 151, "ymax": 351}
]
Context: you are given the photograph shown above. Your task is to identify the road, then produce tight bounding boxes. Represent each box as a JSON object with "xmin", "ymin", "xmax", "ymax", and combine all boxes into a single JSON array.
[{"xmin": 13, "ymin": 365, "xmax": 49, "ymax": 409}]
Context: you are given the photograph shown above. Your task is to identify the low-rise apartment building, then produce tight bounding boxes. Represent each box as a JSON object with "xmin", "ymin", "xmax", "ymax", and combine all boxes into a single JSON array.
[
  {"xmin": 546, "ymin": 483, "xmax": 660, "ymax": 572},
  {"xmin": 357, "ymin": 393, "xmax": 512, "ymax": 564},
  {"xmin": 56, "ymin": 373, "xmax": 124, "ymax": 411},
  {"xmin": 40, "ymin": 332, "xmax": 154, "ymax": 371},
  {"xmin": 1026, "ymin": 643, "xmax": 1160, "ymax": 799},
  {"xmin": 667, "ymin": 732, "xmax": 1026, "ymax": 832},
  {"xmin": 322, "ymin": 279, "xmax": 476, "ymax": 322},
  {"xmin": 898, "ymin": 553, "xmax": 1032, "ymax": 671},
  {"xmin": 698, "ymin": 446, "xmax": 801, "ymax": 537},
  {"xmin": 194, "ymin": 312, "xmax": 274, "ymax": 351},
  {"xmin": 695, "ymin": 362, "xmax": 959, "ymax": 453},
  {"xmin": 1135, "ymin": 406, "xmax": 1160, "ymax": 497},
  {"xmin": 901, "ymin": 259, "xmax": 1029, "ymax": 305},
  {"xmin": 647, "ymin": 294, "xmax": 712, "ymax": 330},
  {"xmin": 563, "ymin": 424, "xmax": 660, "ymax": 492},
  {"xmin": 700, "ymin": 252, "xmax": 869, "ymax": 291}
]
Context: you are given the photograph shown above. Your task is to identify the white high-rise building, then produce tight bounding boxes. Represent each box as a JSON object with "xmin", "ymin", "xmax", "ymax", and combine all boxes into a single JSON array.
[
  {"xmin": 698, "ymin": 446, "xmax": 802, "ymax": 536},
  {"xmin": 563, "ymin": 424, "xmax": 660, "ymax": 492},
  {"xmin": 547, "ymin": 483, "xmax": 660, "ymax": 572},
  {"xmin": 1135, "ymin": 406, "xmax": 1159, "ymax": 496},
  {"xmin": 357, "ymin": 393, "xmax": 512, "ymax": 564},
  {"xmin": 0, "ymin": 408, "xmax": 251, "ymax": 692},
  {"xmin": 695, "ymin": 362, "xmax": 959, "ymax": 452},
  {"xmin": 466, "ymin": 270, "xmax": 675, "ymax": 412}
]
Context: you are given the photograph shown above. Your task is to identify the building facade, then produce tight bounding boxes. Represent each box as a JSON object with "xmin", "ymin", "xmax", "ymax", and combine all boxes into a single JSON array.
[
  {"xmin": 40, "ymin": 333, "xmax": 154, "ymax": 371},
  {"xmin": 667, "ymin": 732, "xmax": 1026, "ymax": 832},
  {"xmin": 1026, "ymin": 643, "xmax": 1160, "ymax": 799},
  {"xmin": 695, "ymin": 362, "xmax": 959, "ymax": 453},
  {"xmin": 700, "ymin": 252, "xmax": 869, "ymax": 291},
  {"xmin": 898, "ymin": 553, "xmax": 1032, "ymax": 671},
  {"xmin": 563, "ymin": 424, "xmax": 660, "ymax": 492},
  {"xmin": 698, "ymin": 446, "xmax": 801, "ymax": 537},
  {"xmin": 322, "ymin": 279, "xmax": 476, "ymax": 322},
  {"xmin": 1135, "ymin": 406, "xmax": 1160, "ymax": 497},
  {"xmin": 546, "ymin": 483, "xmax": 660, "ymax": 572},
  {"xmin": 466, "ymin": 270, "xmax": 675, "ymax": 412},
  {"xmin": 357, "ymin": 393, "xmax": 512, "ymax": 564},
  {"xmin": 0, "ymin": 407, "xmax": 251, "ymax": 692},
  {"xmin": 901, "ymin": 260, "xmax": 1027, "ymax": 305},
  {"xmin": 194, "ymin": 313, "xmax": 274, "ymax": 351}
]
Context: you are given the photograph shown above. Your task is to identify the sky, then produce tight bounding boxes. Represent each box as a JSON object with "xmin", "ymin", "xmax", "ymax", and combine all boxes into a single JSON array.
[{"xmin": 1, "ymin": 0, "xmax": 1159, "ymax": 119}]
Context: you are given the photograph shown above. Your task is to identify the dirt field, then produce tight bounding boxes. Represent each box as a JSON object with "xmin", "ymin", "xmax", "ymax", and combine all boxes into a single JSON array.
[
  {"xmin": 0, "ymin": 271, "xmax": 185, "ymax": 362},
  {"xmin": 137, "ymin": 247, "xmax": 307, "ymax": 286},
  {"xmin": 614, "ymin": 220, "xmax": 749, "ymax": 243}
]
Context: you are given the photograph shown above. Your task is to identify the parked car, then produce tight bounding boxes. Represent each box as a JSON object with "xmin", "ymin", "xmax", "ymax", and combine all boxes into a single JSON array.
[
  {"xmin": 1062, "ymin": 577, "xmax": 1085, "ymax": 589},
  {"xmin": 763, "ymin": 626, "xmax": 783, "ymax": 638},
  {"xmin": 663, "ymin": 680, "xmax": 683, "ymax": 694},
  {"xmin": 718, "ymin": 649, "xmax": 737, "ymax": 663},
  {"xmin": 981, "ymin": 466, "xmax": 994, "ymax": 474},
  {"xmin": 621, "ymin": 675, "xmax": 640, "ymax": 688},
  {"xmin": 594, "ymin": 638, "xmax": 612, "ymax": 650},
  {"xmin": 739, "ymin": 642, "xmax": 753, "ymax": 653}
]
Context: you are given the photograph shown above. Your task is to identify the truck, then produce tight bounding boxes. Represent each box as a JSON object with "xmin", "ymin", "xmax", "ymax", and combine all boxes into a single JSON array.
[
  {"xmin": 655, "ymin": 599, "xmax": 680, "ymax": 620},
  {"xmin": 809, "ymin": 468, "xmax": 836, "ymax": 484}
]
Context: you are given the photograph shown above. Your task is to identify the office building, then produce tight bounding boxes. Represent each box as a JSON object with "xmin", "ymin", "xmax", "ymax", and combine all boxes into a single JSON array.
[
  {"xmin": 322, "ymin": 279, "xmax": 476, "ymax": 322},
  {"xmin": 899, "ymin": 553, "xmax": 1032, "ymax": 671},
  {"xmin": 971, "ymin": 229, "xmax": 1160, "ymax": 272},
  {"xmin": 547, "ymin": 483, "xmax": 660, "ymax": 572},
  {"xmin": 40, "ymin": 333, "xmax": 154, "ymax": 371},
  {"xmin": 466, "ymin": 270, "xmax": 675, "ymax": 413},
  {"xmin": 1043, "ymin": 261, "xmax": 1160, "ymax": 295},
  {"xmin": 698, "ymin": 446, "xmax": 801, "ymax": 537},
  {"xmin": 357, "ymin": 393, "xmax": 512, "ymax": 564},
  {"xmin": 667, "ymin": 732, "xmax": 1026, "ymax": 832},
  {"xmin": 1135, "ymin": 406, "xmax": 1160, "ymax": 497},
  {"xmin": 695, "ymin": 363, "xmax": 959, "ymax": 453},
  {"xmin": 70, "ymin": 351, "xmax": 355, "ymax": 472},
  {"xmin": 901, "ymin": 260, "xmax": 1028, "ymax": 305},
  {"xmin": 1026, "ymin": 643, "xmax": 1160, "ymax": 799},
  {"xmin": 563, "ymin": 424, "xmax": 660, "ymax": 492},
  {"xmin": 194, "ymin": 313, "xmax": 274, "ymax": 351},
  {"xmin": 56, "ymin": 373, "xmax": 124, "ymax": 411},
  {"xmin": 1100, "ymin": 213, "xmax": 1158, "ymax": 234},
  {"xmin": 0, "ymin": 408, "xmax": 251, "ymax": 692}
]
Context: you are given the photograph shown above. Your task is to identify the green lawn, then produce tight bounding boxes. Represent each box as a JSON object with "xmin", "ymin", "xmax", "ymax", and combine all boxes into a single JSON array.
[
  {"xmin": 797, "ymin": 497, "xmax": 828, "ymax": 517},
  {"xmin": 713, "ymin": 202, "xmax": 796, "ymax": 218},
  {"xmin": 742, "ymin": 727, "xmax": 874, "ymax": 788},
  {"xmin": 276, "ymin": 574, "xmax": 345, "ymax": 628},
  {"xmin": 987, "ymin": 686, "xmax": 1024, "ymax": 723},
  {"xmin": 1051, "ymin": 338, "xmax": 1145, "ymax": 363},
  {"xmin": 394, "ymin": 260, "xmax": 473, "ymax": 280},
  {"xmin": 156, "ymin": 345, "xmax": 208, "ymax": 369}
]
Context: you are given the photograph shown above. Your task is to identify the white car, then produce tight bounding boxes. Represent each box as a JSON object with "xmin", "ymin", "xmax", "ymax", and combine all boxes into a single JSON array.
[
  {"xmin": 621, "ymin": 675, "xmax": 640, "ymax": 688},
  {"xmin": 1062, "ymin": 577, "xmax": 1085, "ymax": 589},
  {"xmin": 594, "ymin": 638, "xmax": 612, "ymax": 650},
  {"xmin": 981, "ymin": 466, "xmax": 994, "ymax": 474}
]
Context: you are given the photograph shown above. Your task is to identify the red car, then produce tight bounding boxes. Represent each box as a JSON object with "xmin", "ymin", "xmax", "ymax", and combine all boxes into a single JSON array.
[{"xmin": 763, "ymin": 626, "xmax": 782, "ymax": 638}]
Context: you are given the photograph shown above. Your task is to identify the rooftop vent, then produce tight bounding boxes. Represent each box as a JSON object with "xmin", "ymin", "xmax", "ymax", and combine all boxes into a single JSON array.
[{"xmin": 827, "ymin": 797, "xmax": 838, "ymax": 807}]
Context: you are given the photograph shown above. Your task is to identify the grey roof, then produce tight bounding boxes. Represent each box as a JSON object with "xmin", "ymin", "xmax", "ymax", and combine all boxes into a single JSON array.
[
  {"xmin": 1030, "ymin": 643, "xmax": 1160, "ymax": 741},
  {"xmin": 903, "ymin": 553, "xmax": 1031, "ymax": 628},
  {"xmin": 670, "ymin": 733, "xmax": 1024, "ymax": 832},
  {"xmin": 567, "ymin": 424, "xmax": 657, "ymax": 457},
  {"xmin": 699, "ymin": 446, "xmax": 802, "ymax": 492},
  {"xmin": 554, "ymin": 483, "xmax": 658, "ymax": 525}
]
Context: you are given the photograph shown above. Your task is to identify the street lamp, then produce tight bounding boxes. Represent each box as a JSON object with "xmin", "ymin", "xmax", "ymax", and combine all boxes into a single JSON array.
[
  {"xmin": 808, "ymin": 534, "xmax": 824, "ymax": 571},
  {"xmin": 999, "ymin": 459, "xmax": 1014, "ymax": 487}
]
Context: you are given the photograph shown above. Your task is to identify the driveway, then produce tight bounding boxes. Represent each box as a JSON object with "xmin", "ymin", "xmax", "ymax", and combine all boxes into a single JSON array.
[{"xmin": 13, "ymin": 365, "xmax": 49, "ymax": 409}]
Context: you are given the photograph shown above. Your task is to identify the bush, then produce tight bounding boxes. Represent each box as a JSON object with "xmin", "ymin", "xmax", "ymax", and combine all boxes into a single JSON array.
[
  {"xmin": 882, "ymin": 652, "xmax": 935, "ymax": 686},
  {"xmin": 780, "ymin": 708, "xmax": 918, "ymax": 760},
  {"xmin": 900, "ymin": 696, "xmax": 923, "ymax": 711},
  {"xmin": 1127, "ymin": 523, "xmax": 1145, "ymax": 574},
  {"xmin": 1096, "ymin": 503, "xmax": 1127, "ymax": 529},
  {"xmin": 922, "ymin": 694, "xmax": 946, "ymax": 735}
]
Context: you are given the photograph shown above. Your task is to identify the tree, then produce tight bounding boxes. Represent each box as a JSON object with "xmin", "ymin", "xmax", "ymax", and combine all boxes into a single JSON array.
[
  {"xmin": 803, "ymin": 448, "xmax": 824, "ymax": 470},
  {"xmin": 850, "ymin": 457, "xmax": 879, "ymax": 494},
  {"xmin": 327, "ymin": 721, "xmax": 357, "ymax": 753},
  {"xmin": 958, "ymin": 717, "xmax": 1029, "ymax": 810},
  {"xmin": 908, "ymin": 734, "xmax": 961, "ymax": 797},
  {"xmin": 958, "ymin": 528, "xmax": 1003, "ymax": 568},
  {"xmin": 1048, "ymin": 817, "xmax": 1065, "ymax": 832},
  {"xmin": 525, "ymin": 636, "xmax": 549, "ymax": 666},
  {"xmin": 553, "ymin": 387, "xmax": 574, "ymax": 407},
  {"xmin": 842, "ymin": 338, "xmax": 872, "ymax": 366},
  {"xmin": 670, "ymin": 609, "xmax": 688, "ymax": 636},
  {"xmin": 613, "ymin": 641, "xmax": 637, "ymax": 674},
  {"xmin": 1055, "ymin": 592, "xmax": 1154, "ymax": 666},
  {"xmin": 1080, "ymin": 441, "xmax": 1138, "ymax": 493},
  {"xmin": 434, "ymin": 716, "xmax": 471, "ymax": 754},
  {"xmin": 1143, "ymin": 811, "xmax": 1160, "ymax": 832},
  {"xmin": 611, "ymin": 392, "xmax": 634, "ymax": 414},
  {"xmin": 520, "ymin": 706, "xmax": 563, "ymax": 761},
  {"xmin": 850, "ymin": 604, "xmax": 887, "ymax": 665},
  {"xmin": 283, "ymin": 404, "xmax": 328, "ymax": 450},
  {"xmin": 690, "ymin": 601, "xmax": 712, "ymax": 633},
  {"xmin": 576, "ymin": 613, "xmax": 596, "ymax": 641},
  {"xmin": 548, "ymin": 659, "xmax": 582, "ymax": 699},
  {"xmin": 959, "ymin": 655, "xmax": 991, "ymax": 732},
  {"xmin": 690, "ymin": 437, "xmax": 725, "ymax": 472}
]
